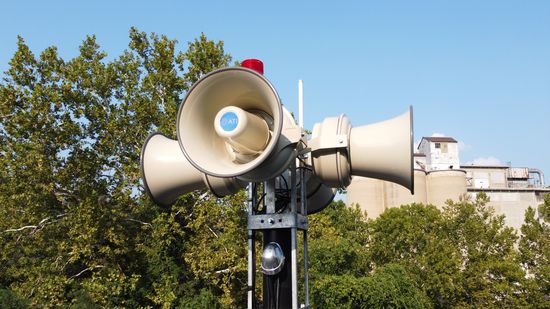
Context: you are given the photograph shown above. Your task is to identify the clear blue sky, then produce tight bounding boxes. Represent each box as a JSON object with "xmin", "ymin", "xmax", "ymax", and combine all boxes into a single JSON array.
[{"xmin": 1, "ymin": 1, "xmax": 549, "ymax": 178}]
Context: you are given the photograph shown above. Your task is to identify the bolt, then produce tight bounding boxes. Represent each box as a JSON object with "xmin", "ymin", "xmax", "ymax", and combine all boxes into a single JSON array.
[{"xmin": 268, "ymin": 218, "xmax": 275, "ymax": 224}]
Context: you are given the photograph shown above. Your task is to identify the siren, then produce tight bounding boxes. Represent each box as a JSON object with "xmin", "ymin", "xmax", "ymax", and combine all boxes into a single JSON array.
[
  {"xmin": 177, "ymin": 67, "xmax": 301, "ymax": 182},
  {"xmin": 309, "ymin": 107, "xmax": 414, "ymax": 193},
  {"xmin": 140, "ymin": 133, "xmax": 245, "ymax": 206}
]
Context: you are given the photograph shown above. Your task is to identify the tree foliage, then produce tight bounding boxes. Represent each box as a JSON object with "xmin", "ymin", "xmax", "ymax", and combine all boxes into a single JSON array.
[
  {"xmin": 312, "ymin": 264, "xmax": 431, "ymax": 309},
  {"xmin": 307, "ymin": 194, "xmax": 538, "ymax": 308},
  {"xmin": 519, "ymin": 194, "xmax": 550, "ymax": 308},
  {"xmin": 370, "ymin": 194, "xmax": 528, "ymax": 308},
  {"xmin": 0, "ymin": 28, "xmax": 241, "ymax": 308}
]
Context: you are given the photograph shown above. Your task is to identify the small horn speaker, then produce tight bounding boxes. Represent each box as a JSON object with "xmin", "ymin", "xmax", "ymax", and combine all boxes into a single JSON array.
[
  {"xmin": 141, "ymin": 133, "xmax": 245, "ymax": 206},
  {"xmin": 309, "ymin": 107, "xmax": 414, "ymax": 193},
  {"xmin": 301, "ymin": 170, "xmax": 336, "ymax": 214},
  {"xmin": 177, "ymin": 67, "xmax": 299, "ymax": 182},
  {"xmin": 141, "ymin": 133, "xmax": 204, "ymax": 206},
  {"xmin": 281, "ymin": 168, "xmax": 336, "ymax": 214}
]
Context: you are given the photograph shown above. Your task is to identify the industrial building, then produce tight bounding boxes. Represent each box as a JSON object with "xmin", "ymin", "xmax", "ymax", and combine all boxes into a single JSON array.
[{"xmin": 346, "ymin": 136, "xmax": 550, "ymax": 230}]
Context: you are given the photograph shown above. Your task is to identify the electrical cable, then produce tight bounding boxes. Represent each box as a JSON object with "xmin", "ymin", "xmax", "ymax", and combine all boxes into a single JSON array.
[
  {"xmin": 275, "ymin": 277, "xmax": 280, "ymax": 309},
  {"xmin": 296, "ymin": 155, "xmax": 311, "ymax": 167},
  {"xmin": 280, "ymin": 174, "xmax": 289, "ymax": 191}
]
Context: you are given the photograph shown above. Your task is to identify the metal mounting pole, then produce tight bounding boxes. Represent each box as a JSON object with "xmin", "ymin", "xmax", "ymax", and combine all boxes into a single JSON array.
[
  {"xmin": 290, "ymin": 161, "xmax": 299, "ymax": 309},
  {"xmin": 247, "ymin": 183, "xmax": 257, "ymax": 309},
  {"xmin": 298, "ymin": 78, "xmax": 310, "ymax": 308},
  {"xmin": 300, "ymin": 167, "xmax": 310, "ymax": 308},
  {"xmin": 263, "ymin": 177, "xmax": 292, "ymax": 309}
]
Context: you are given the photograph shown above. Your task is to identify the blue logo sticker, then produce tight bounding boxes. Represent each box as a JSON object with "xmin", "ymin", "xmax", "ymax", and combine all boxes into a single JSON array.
[{"xmin": 220, "ymin": 112, "xmax": 239, "ymax": 132}]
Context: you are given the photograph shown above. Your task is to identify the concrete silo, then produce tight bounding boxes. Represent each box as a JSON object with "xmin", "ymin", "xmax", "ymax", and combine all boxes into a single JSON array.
[
  {"xmin": 385, "ymin": 169, "xmax": 428, "ymax": 207},
  {"xmin": 347, "ymin": 177, "xmax": 385, "ymax": 218},
  {"xmin": 426, "ymin": 170, "xmax": 467, "ymax": 208}
]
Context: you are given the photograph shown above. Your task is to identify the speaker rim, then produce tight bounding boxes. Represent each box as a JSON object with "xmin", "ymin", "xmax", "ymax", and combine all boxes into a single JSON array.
[
  {"xmin": 176, "ymin": 66, "xmax": 284, "ymax": 178},
  {"xmin": 140, "ymin": 132, "xmax": 172, "ymax": 207},
  {"xmin": 408, "ymin": 106, "xmax": 415, "ymax": 195}
]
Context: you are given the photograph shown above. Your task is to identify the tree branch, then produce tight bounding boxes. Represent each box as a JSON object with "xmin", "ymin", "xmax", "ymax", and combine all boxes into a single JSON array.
[
  {"xmin": 71, "ymin": 265, "xmax": 105, "ymax": 278},
  {"xmin": 176, "ymin": 191, "xmax": 209, "ymax": 218},
  {"xmin": 214, "ymin": 268, "xmax": 230, "ymax": 274},
  {"xmin": 4, "ymin": 214, "xmax": 66, "ymax": 233},
  {"xmin": 125, "ymin": 218, "xmax": 152, "ymax": 227},
  {"xmin": 206, "ymin": 224, "xmax": 229, "ymax": 254},
  {"xmin": 206, "ymin": 224, "xmax": 219, "ymax": 239},
  {"xmin": 4, "ymin": 225, "xmax": 38, "ymax": 232}
]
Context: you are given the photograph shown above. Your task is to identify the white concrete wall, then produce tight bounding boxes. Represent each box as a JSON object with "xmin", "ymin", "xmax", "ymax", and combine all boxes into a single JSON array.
[
  {"xmin": 471, "ymin": 191, "xmax": 546, "ymax": 230},
  {"xmin": 464, "ymin": 167, "xmax": 508, "ymax": 189}
]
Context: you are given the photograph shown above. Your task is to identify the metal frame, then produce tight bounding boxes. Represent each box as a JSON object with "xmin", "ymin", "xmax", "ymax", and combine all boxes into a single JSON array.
[
  {"xmin": 247, "ymin": 158, "xmax": 311, "ymax": 309},
  {"xmin": 247, "ymin": 213, "xmax": 308, "ymax": 230},
  {"xmin": 247, "ymin": 184, "xmax": 257, "ymax": 308}
]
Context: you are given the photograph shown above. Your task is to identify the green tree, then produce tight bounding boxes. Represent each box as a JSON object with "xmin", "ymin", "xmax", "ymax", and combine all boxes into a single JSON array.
[
  {"xmin": 307, "ymin": 201, "xmax": 370, "ymax": 278},
  {"xmin": 368, "ymin": 203, "xmax": 458, "ymax": 307},
  {"xmin": 368, "ymin": 195, "xmax": 527, "ymax": 308},
  {"xmin": 0, "ymin": 288, "xmax": 30, "ymax": 309},
  {"xmin": 312, "ymin": 264, "xmax": 431, "ymax": 309},
  {"xmin": 307, "ymin": 201, "xmax": 430, "ymax": 308},
  {"xmin": 442, "ymin": 194, "xmax": 526, "ymax": 308},
  {"xmin": 0, "ymin": 29, "xmax": 241, "ymax": 308},
  {"xmin": 519, "ymin": 193, "xmax": 550, "ymax": 308}
]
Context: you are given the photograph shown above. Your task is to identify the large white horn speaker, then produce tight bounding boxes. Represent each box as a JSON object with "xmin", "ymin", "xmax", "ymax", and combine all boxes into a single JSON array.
[
  {"xmin": 141, "ymin": 133, "xmax": 245, "ymax": 206},
  {"xmin": 177, "ymin": 67, "xmax": 300, "ymax": 182},
  {"xmin": 309, "ymin": 107, "xmax": 414, "ymax": 193}
]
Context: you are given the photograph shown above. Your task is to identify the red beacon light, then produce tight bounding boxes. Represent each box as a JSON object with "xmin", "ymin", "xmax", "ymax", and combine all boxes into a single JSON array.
[{"xmin": 241, "ymin": 59, "xmax": 264, "ymax": 75}]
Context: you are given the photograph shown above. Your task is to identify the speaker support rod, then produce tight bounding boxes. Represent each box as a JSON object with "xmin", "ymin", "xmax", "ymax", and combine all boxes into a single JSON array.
[
  {"xmin": 247, "ymin": 183, "xmax": 257, "ymax": 308},
  {"xmin": 290, "ymin": 161, "xmax": 298, "ymax": 309}
]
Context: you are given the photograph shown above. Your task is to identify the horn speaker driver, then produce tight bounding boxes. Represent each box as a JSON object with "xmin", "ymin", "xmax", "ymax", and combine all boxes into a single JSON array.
[{"xmin": 177, "ymin": 67, "xmax": 299, "ymax": 182}]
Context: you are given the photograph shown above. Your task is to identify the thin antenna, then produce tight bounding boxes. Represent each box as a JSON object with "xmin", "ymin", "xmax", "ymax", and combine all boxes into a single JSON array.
[{"xmin": 298, "ymin": 80, "xmax": 304, "ymax": 130}]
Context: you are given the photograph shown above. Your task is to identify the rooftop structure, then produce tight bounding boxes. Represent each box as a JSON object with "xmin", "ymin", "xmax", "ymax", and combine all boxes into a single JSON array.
[{"xmin": 417, "ymin": 136, "xmax": 460, "ymax": 171}]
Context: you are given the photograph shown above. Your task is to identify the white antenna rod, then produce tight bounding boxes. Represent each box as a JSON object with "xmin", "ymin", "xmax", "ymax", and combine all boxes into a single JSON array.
[{"xmin": 298, "ymin": 80, "xmax": 304, "ymax": 129}]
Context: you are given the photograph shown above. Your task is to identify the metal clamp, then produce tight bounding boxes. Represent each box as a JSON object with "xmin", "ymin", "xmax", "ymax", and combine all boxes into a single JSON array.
[
  {"xmin": 308, "ymin": 134, "xmax": 348, "ymax": 152},
  {"xmin": 247, "ymin": 213, "xmax": 308, "ymax": 230}
]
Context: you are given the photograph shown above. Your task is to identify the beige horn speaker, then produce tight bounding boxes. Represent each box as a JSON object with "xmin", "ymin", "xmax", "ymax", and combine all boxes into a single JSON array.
[
  {"xmin": 280, "ymin": 167, "xmax": 336, "ymax": 214},
  {"xmin": 140, "ymin": 133, "xmax": 245, "ymax": 206},
  {"xmin": 300, "ymin": 169, "xmax": 336, "ymax": 214},
  {"xmin": 309, "ymin": 106, "xmax": 414, "ymax": 193},
  {"xmin": 177, "ymin": 67, "xmax": 301, "ymax": 182}
]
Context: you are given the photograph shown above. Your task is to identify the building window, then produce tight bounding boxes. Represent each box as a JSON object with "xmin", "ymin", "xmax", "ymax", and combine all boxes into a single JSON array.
[{"xmin": 435, "ymin": 143, "xmax": 441, "ymax": 149}]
